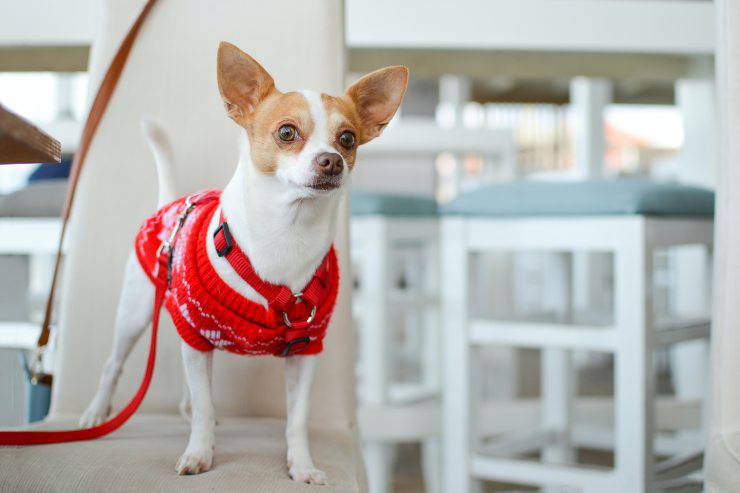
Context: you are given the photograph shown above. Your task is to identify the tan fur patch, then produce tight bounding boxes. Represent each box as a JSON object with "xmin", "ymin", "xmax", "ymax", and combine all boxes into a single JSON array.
[
  {"xmin": 217, "ymin": 42, "xmax": 275, "ymax": 124},
  {"xmin": 246, "ymin": 91, "xmax": 315, "ymax": 173},
  {"xmin": 345, "ymin": 66, "xmax": 408, "ymax": 144},
  {"xmin": 321, "ymin": 94, "xmax": 362, "ymax": 169}
]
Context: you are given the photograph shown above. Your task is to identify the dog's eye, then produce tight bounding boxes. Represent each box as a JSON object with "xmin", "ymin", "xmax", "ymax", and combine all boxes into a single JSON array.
[
  {"xmin": 339, "ymin": 131, "xmax": 356, "ymax": 149},
  {"xmin": 278, "ymin": 124, "xmax": 299, "ymax": 142}
]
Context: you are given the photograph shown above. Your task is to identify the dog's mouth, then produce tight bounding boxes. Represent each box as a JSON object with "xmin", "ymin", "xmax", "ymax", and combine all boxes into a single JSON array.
[{"xmin": 308, "ymin": 177, "xmax": 342, "ymax": 192}]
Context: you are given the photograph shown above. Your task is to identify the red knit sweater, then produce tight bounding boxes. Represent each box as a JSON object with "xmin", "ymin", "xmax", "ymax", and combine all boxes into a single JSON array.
[{"xmin": 134, "ymin": 190, "xmax": 339, "ymax": 356}]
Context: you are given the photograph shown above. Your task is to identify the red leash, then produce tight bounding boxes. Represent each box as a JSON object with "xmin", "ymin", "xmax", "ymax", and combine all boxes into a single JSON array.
[
  {"xmin": 0, "ymin": 0, "xmax": 161, "ymax": 447},
  {"xmin": 0, "ymin": 257, "xmax": 168, "ymax": 446}
]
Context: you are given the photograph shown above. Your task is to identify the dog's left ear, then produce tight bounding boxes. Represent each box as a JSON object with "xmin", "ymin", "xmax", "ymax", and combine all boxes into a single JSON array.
[
  {"xmin": 345, "ymin": 66, "xmax": 408, "ymax": 144},
  {"xmin": 217, "ymin": 42, "xmax": 275, "ymax": 124}
]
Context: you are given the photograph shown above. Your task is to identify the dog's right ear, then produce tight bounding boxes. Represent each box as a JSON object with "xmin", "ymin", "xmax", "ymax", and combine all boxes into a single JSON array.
[{"xmin": 217, "ymin": 42, "xmax": 275, "ymax": 124}]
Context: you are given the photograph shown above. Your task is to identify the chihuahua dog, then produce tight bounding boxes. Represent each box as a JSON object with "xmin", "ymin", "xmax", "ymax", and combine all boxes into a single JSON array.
[{"xmin": 79, "ymin": 42, "xmax": 407, "ymax": 483}]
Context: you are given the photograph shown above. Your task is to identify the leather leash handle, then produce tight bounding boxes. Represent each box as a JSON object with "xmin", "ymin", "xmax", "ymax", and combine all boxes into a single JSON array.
[
  {"xmin": 0, "ymin": 0, "xmax": 163, "ymax": 446},
  {"xmin": 37, "ymin": 0, "xmax": 159, "ymax": 350}
]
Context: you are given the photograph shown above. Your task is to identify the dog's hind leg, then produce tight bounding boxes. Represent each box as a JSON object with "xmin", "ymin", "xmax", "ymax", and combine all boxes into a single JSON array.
[
  {"xmin": 176, "ymin": 342, "xmax": 215, "ymax": 475},
  {"xmin": 79, "ymin": 252, "xmax": 154, "ymax": 428}
]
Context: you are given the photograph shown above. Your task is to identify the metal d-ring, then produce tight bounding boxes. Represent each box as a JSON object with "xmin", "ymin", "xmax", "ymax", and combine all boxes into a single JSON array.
[{"xmin": 283, "ymin": 302, "xmax": 317, "ymax": 328}]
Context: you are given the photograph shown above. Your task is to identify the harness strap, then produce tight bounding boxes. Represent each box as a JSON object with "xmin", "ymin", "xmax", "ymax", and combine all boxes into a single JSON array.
[
  {"xmin": 302, "ymin": 272, "xmax": 327, "ymax": 307},
  {"xmin": 213, "ymin": 212, "xmax": 329, "ymax": 313},
  {"xmin": 212, "ymin": 211, "xmax": 331, "ymax": 356}
]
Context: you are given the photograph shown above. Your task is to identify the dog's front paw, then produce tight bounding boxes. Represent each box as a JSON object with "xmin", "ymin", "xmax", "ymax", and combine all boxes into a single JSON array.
[
  {"xmin": 289, "ymin": 464, "xmax": 327, "ymax": 485},
  {"xmin": 79, "ymin": 401, "xmax": 111, "ymax": 428},
  {"xmin": 176, "ymin": 449, "xmax": 213, "ymax": 475}
]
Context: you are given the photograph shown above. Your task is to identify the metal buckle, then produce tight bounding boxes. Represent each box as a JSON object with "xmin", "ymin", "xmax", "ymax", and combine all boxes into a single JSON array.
[
  {"xmin": 156, "ymin": 240, "xmax": 170, "ymax": 257},
  {"xmin": 214, "ymin": 222, "xmax": 233, "ymax": 257},
  {"xmin": 157, "ymin": 196, "xmax": 197, "ymax": 257}
]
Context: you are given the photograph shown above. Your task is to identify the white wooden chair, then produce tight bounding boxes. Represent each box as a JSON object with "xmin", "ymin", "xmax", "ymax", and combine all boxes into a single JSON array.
[
  {"xmin": 440, "ymin": 180, "xmax": 713, "ymax": 492},
  {"xmin": 351, "ymin": 191, "xmax": 439, "ymax": 493},
  {"xmin": 0, "ymin": 179, "xmax": 66, "ymax": 352},
  {"xmin": 0, "ymin": 182, "xmax": 65, "ymax": 425}
]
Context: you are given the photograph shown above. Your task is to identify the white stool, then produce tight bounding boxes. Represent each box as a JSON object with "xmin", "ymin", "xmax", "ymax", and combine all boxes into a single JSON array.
[
  {"xmin": 351, "ymin": 192, "xmax": 440, "ymax": 493},
  {"xmin": 440, "ymin": 180, "xmax": 714, "ymax": 493}
]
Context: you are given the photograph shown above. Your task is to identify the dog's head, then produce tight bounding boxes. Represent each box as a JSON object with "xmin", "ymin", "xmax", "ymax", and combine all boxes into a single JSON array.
[{"xmin": 217, "ymin": 42, "xmax": 407, "ymax": 195}]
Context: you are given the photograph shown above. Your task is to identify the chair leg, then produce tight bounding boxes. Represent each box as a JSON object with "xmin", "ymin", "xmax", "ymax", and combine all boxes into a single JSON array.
[
  {"xmin": 614, "ymin": 230, "xmax": 654, "ymax": 493},
  {"xmin": 671, "ymin": 339, "xmax": 708, "ymax": 445},
  {"xmin": 421, "ymin": 437, "xmax": 441, "ymax": 493},
  {"xmin": 670, "ymin": 244, "xmax": 709, "ymax": 434},
  {"xmin": 364, "ymin": 443, "xmax": 393, "ymax": 493},
  {"xmin": 418, "ymin": 232, "xmax": 442, "ymax": 493},
  {"xmin": 701, "ymin": 245, "xmax": 713, "ymax": 439},
  {"xmin": 541, "ymin": 348, "xmax": 575, "ymax": 466},
  {"xmin": 422, "ymin": 237, "xmax": 440, "ymax": 394},
  {"xmin": 359, "ymin": 219, "xmax": 394, "ymax": 493},
  {"xmin": 670, "ymin": 244, "xmax": 712, "ymax": 444},
  {"xmin": 441, "ymin": 219, "xmax": 481, "ymax": 493},
  {"xmin": 542, "ymin": 252, "xmax": 575, "ymax": 472}
]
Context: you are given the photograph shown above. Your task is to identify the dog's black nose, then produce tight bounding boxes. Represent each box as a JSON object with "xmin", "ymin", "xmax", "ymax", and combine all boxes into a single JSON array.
[{"xmin": 314, "ymin": 152, "xmax": 344, "ymax": 176}]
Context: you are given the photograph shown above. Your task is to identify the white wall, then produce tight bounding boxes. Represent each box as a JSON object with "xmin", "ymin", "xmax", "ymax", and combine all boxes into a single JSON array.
[
  {"xmin": 1, "ymin": 0, "xmax": 714, "ymax": 54},
  {"xmin": 346, "ymin": 0, "xmax": 714, "ymax": 54},
  {"xmin": 0, "ymin": 0, "xmax": 98, "ymax": 46}
]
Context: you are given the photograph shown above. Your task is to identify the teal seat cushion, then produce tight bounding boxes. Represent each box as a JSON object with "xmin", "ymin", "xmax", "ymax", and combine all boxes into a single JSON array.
[
  {"xmin": 351, "ymin": 191, "xmax": 438, "ymax": 217},
  {"xmin": 441, "ymin": 180, "xmax": 715, "ymax": 217}
]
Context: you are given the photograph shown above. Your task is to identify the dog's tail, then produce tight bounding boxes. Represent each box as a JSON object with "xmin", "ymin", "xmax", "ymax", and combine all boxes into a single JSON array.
[{"xmin": 141, "ymin": 116, "xmax": 177, "ymax": 208}]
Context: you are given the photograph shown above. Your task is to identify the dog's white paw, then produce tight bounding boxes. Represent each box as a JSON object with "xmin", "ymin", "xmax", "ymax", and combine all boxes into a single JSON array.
[
  {"xmin": 176, "ymin": 449, "xmax": 213, "ymax": 475},
  {"xmin": 289, "ymin": 464, "xmax": 327, "ymax": 485},
  {"xmin": 79, "ymin": 401, "xmax": 111, "ymax": 428}
]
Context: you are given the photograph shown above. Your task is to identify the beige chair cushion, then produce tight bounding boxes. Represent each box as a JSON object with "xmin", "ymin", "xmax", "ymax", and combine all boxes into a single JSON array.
[{"xmin": 0, "ymin": 415, "xmax": 364, "ymax": 492}]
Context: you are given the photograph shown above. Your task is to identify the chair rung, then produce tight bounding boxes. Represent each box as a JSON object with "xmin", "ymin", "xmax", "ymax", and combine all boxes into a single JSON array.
[
  {"xmin": 475, "ymin": 397, "xmax": 702, "ymax": 438},
  {"xmin": 470, "ymin": 454, "xmax": 614, "ymax": 488},
  {"xmin": 0, "ymin": 322, "xmax": 41, "ymax": 350},
  {"xmin": 389, "ymin": 383, "xmax": 438, "ymax": 403},
  {"xmin": 654, "ymin": 320, "xmax": 710, "ymax": 346},
  {"xmin": 359, "ymin": 401, "xmax": 439, "ymax": 442},
  {"xmin": 469, "ymin": 319, "xmax": 617, "ymax": 351},
  {"xmin": 654, "ymin": 449, "xmax": 704, "ymax": 482},
  {"xmin": 478, "ymin": 429, "xmax": 556, "ymax": 457},
  {"xmin": 478, "ymin": 426, "xmax": 700, "ymax": 458}
]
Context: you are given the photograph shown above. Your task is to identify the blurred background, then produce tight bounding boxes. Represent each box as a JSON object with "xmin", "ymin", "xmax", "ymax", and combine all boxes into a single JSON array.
[{"xmin": 0, "ymin": 1, "xmax": 716, "ymax": 492}]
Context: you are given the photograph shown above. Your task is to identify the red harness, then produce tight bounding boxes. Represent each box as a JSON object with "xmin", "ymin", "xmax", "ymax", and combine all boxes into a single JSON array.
[
  {"xmin": 135, "ymin": 189, "xmax": 339, "ymax": 357},
  {"xmin": 0, "ymin": 189, "xmax": 339, "ymax": 445}
]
